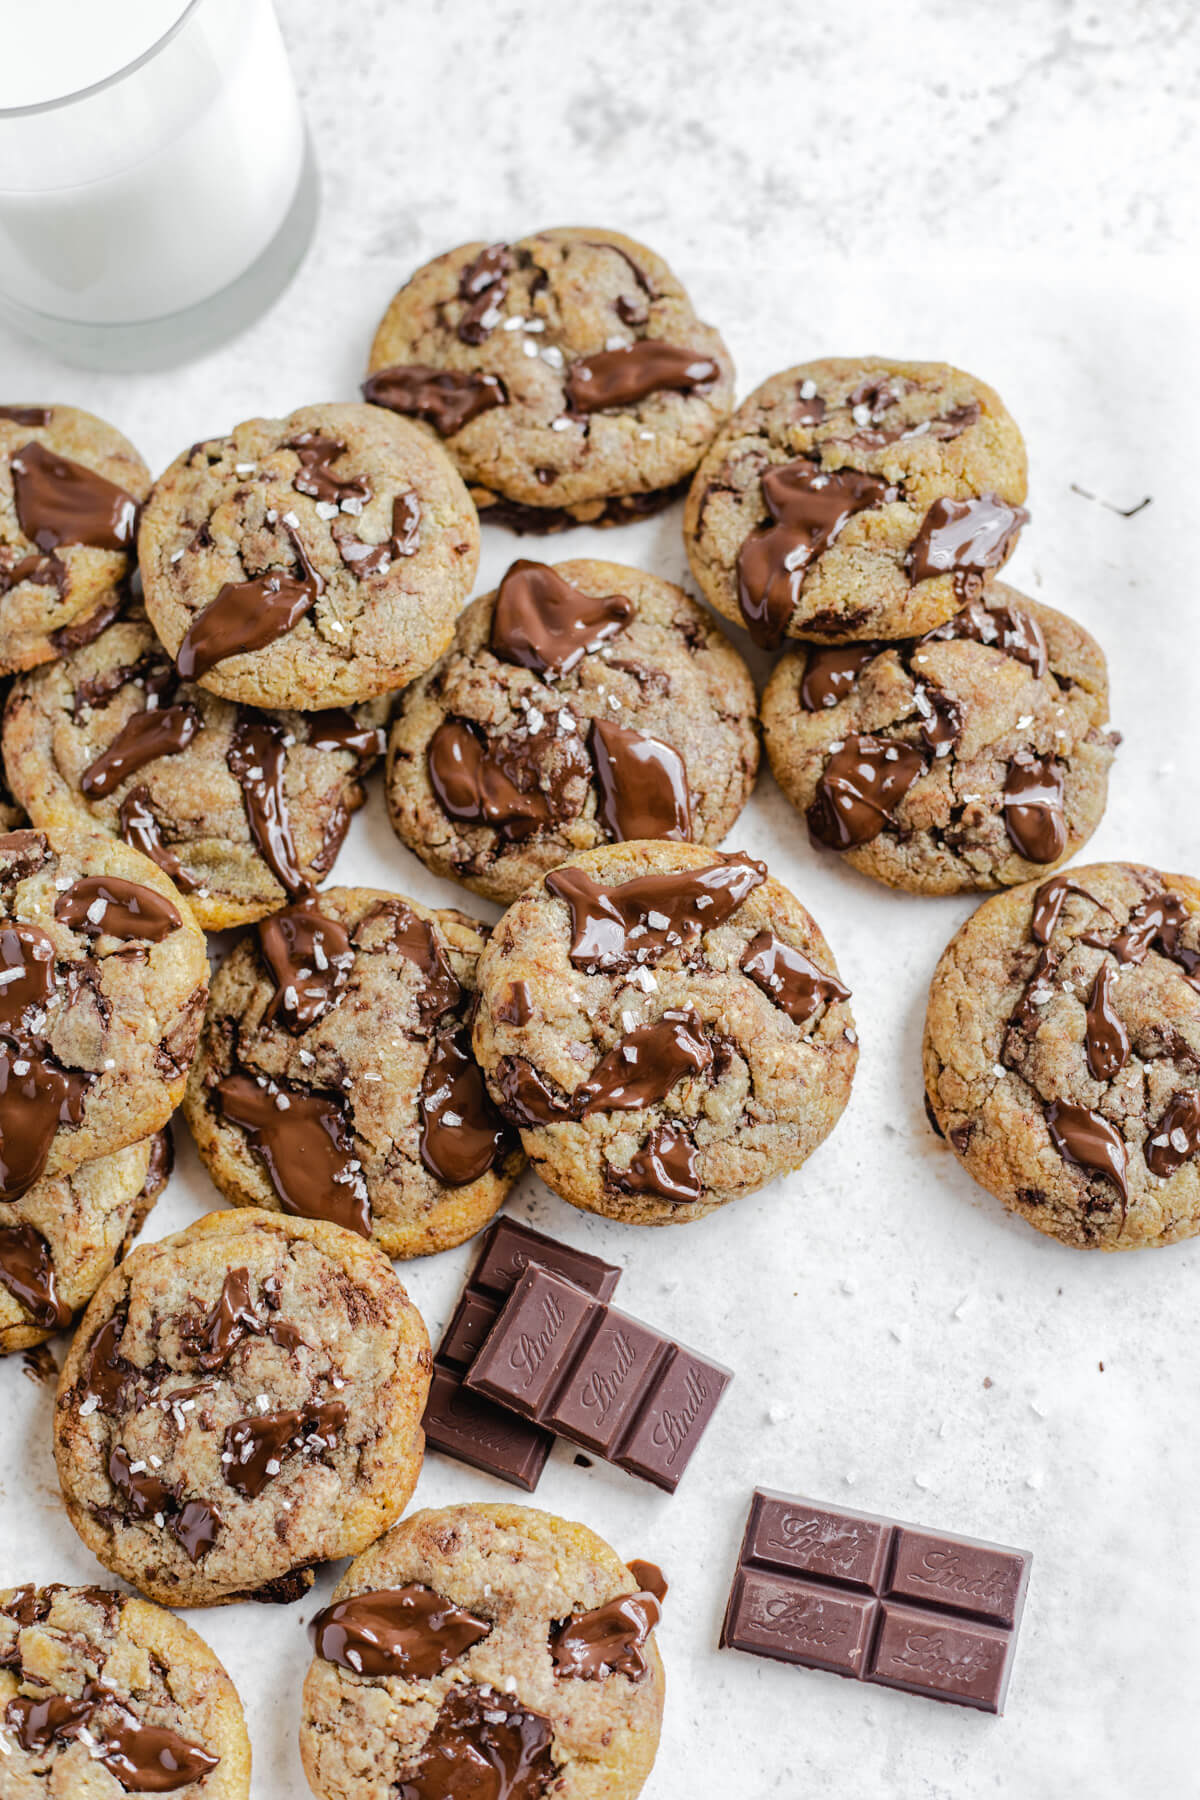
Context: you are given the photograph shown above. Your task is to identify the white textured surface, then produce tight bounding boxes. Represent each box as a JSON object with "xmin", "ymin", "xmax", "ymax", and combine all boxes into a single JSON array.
[{"xmin": 1, "ymin": 5, "xmax": 1199, "ymax": 1796}]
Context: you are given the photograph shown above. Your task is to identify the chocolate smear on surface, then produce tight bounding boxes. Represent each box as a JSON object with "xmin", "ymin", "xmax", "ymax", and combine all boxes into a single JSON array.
[
  {"xmin": 188, "ymin": 1266, "xmax": 305, "ymax": 1372},
  {"xmin": 577, "ymin": 1010, "xmax": 712, "ymax": 1113},
  {"xmin": 419, "ymin": 1027, "xmax": 512, "ymax": 1186},
  {"xmin": 907, "ymin": 494, "xmax": 1028, "ymax": 595},
  {"xmin": 214, "ymin": 1074, "xmax": 370, "ymax": 1237},
  {"xmin": 807, "ymin": 735, "xmax": 926, "ymax": 850},
  {"xmin": 490, "ymin": 560, "xmax": 632, "ymax": 676},
  {"xmin": 363, "ymin": 364, "xmax": 507, "ymax": 437},
  {"xmin": 259, "ymin": 898, "xmax": 354, "ymax": 1033},
  {"xmin": 118, "ymin": 788, "xmax": 197, "ymax": 893},
  {"xmin": 1003, "ymin": 753, "xmax": 1066, "ymax": 864},
  {"xmin": 590, "ymin": 718, "xmax": 691, "ymax": 843},
  {"xmin": 223, "ymin": 1399, "xmax": 346, "ymax": 1499},
  {"xmin": 922, "ymin": 594, "xmax": 1047, "ymax": 678},
  {"xmin": 227, "ymin": 713, "xmax": 308, "ymax": 896},
  {"xmin": 544, "ymin": 853, "xmax": 765, "ymax": 972},
  {"xmin": 1083, "ymin": 963, "xmax": 1129, "ymax": 1082},
  {"xmin": 333, "ymin": 492, "xmax": 421, "ymax": 577},
  {"xmin": 288, "ymin": 433, "xmax": 371, "ymax": 508},
  {"xmin": 54, "ymin": 876, "xmax": 181, "ymax": 943},
  {"xmin": 565, "ymin": 342, "xmax": 718, "ymax": 413},
  {"xmin": 1145, "ymin": 1090, "xmax": 1200, "ymax": 1180},
  {"xmin": 10, "ymin": 441, "xmax": 138, "ymax": 552},
  {"xmin": 739, "ymin": 930, "xmax": 850, "ymax": 1024},
  {"xmin": 609, "ymin": 1125, "xmax": 701, "ymax": 1204},
  {"xmin": 550, "ymin": 1589, "xmax": 661, "ymax": 1680},
  {"xmin": 1046, "ymin": 1099, "xmax": 1128, "ymax": 1200},
  {"xmin": 457, "ymin": 243, "xmax": 512, "ymax": 344},
  {"xmin": 391, "ymin": 1684, "xmax": 555, "ymax": 1800},
  {"xmin": 799, "ymin": 644, "xmax": 881, "ymax": 711},
  {"xmin": 175, "ymin": 526, "xmax": 324, "ymax": 681},
  {"xmin": 80, "ymin": 703, "xmax": 201, "ymax": 798},
  {"xmin": 0, "ymin": 1221, "xmax": 71, "ymax": 1329}
]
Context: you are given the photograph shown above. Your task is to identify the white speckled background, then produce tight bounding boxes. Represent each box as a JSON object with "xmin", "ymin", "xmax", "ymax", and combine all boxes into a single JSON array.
[{"xmin": 2, "ymin": 3, "xmax": 1199, "ymax": 1794}]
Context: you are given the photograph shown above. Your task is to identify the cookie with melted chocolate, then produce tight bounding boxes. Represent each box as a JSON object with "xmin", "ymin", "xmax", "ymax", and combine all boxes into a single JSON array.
[
  {"xmin": 53, "ymin": 1207, "xmax": 431, "ymax": 1607},
  {"xmin": 762, "ymin": 585, "xmax": 1118, "ymax": 893},
  {"xmin": 300, "ymin": 1503, "xmax": 664, "ymax": 1800},
  {"xmin": 138, "ymin": 402, "xmax": 478, "ymax": 710},
  {"xmin": 0, "ymin": 1582, "xmax": 250, "ymax": 1796},
  {"xmin": 3, "ymin": 605, "xmax": 387, "ymax": 929},
  {"xmin": 0, "ymin": 827, "xmax": 207, "ymax": 1195},
  {"xmin": 184, "ymin": 886, "xmax": 523, "ymax": 1258},
  {"xmin": 924, "ymin": 863, "xmax": 1200, "ymax": 1249},
  {"xmin": 471, "ymin": 841, "xmax": 857, "ymax": 1224},
  {"xmin": 684, "ymin": 357, "xmax": 1028, "ymax": 645},
  {"xmin": 364, "ymin": 227, "xmax": 734, "ymax": 526},
  {"xmin": 0, "ymin": 1128, "xmax": 170, "ymax": 1354},
  {"xmin": 386, "ymin": 557, "xmax": 759, "ymax": 904},
  {"xmin": 0, "ymin": 404, "xmax": 149, "ymax": 674}
]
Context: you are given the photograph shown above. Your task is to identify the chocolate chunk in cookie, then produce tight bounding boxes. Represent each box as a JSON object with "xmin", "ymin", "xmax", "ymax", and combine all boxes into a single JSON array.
[
  {"xmin": 387, "ymin": 558, "xmax": 759, "ymax": 904},
  {"xmin": 925, "ymin": 863, "xmax": 1200, "ymax": 1248},
  {"xmin": 138, "ymin": 403, "xmax": 478, "ymax": 710},
  {"xmin": 762, "ymin": 586, "xmax": 1119, "ymax": 893},
  {"xmin": 684, "ymin": 357, "xmax": 1027, "ymax": 645},
  {"xmin": 301, "ymin": 1503, "xmax": 664, "ymax": 1800},
  {"xmin": 471, "ymin": 842, "xmax": 857, "ymax": 1224},
  {"xmin": 53, "ymin": 1208, "xmax": 431, "ymax": 1606},
  {"xmin": 365, "ymin": 228, "xmax": 734, "ymax": 527}
]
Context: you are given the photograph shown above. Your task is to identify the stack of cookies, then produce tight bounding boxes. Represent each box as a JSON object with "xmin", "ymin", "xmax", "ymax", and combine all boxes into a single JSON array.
[{"xmin": 0, "ymin": 222, "xmax": 1194, "ymax": 1798}]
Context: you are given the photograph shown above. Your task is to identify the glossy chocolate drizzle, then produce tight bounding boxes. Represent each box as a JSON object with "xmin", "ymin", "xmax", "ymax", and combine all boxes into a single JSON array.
[
  {"xmin": 223, "ymin": 1399, "xmax": 346, "ymax": 1499},
  {"xmin": 577, "ymin": 1010, "xmax": 712, "ymax": 1112},
  {"xmin": 4, "ymin": 1680, "xmax": 219, "ymax": 1792},
  {"xmin": 907, "ymin": 494, "xmax": 1028, "ymax": 594},
  {"xmin": 306, "ymin": 709, "xmax": 385, "ymax": 762},
  {"xmin": 54, "ymin": 876, "xmax": 181, "ymax": 943},
  {"xmin": 1030, "ymin": 874, "xmax": 1100, "ymax": 945},
  {"xmin": 175, "ymin": 526, "xmax": 324, "ymax": 681},
  {"xmin": 550, "ymin": 1588, "xmax": 661, "ymax": 1680},
  {"xmin": 108, "ymin": 1445, "xmax": 222, "ymax": 1565},
  {"xmin": 1083, "ymin": 963, "xmax": 1129, "ymax": 1082},
  {"xmin": 807, "ymin": 735, "xmax": 927, "ymax": 850},
  {"xmin": 362, "ymin": 364, "xmax": 508, "ymax": 437},
  {"xmin": 392, "ymin": 1684, "xmax": 555, "ymax": 1800},
  {"xmin": 1003, "ymin": 753, "xmax": 1066, "ymax": 864},
  {"xmin": 187, "ymin": 1266, "xmax": 306, "ymax": 1372},
  {"xmin": 544, "ymin": 853, "xmax": 765, "ymax": 972},
  {"xmin": 213, "ymin": 1073, "xmax": 370, "ymax": 1237},
  {"xmin": 259, "ymin": 898, "xmax": 355, "ymax": 1032},
  {"xmin": 457, "ymin": 243, "xmax": 512, "ymax": 344},
  {"xmin": 739, "ymin": 930, "xmax": 851, "ymax": 1023},
  {"xmin": 565, "ymin": 342, "xmax": 718, "ymax": 413},
  {"xmin": 419, "ymin": 1026, "xmax": 512, "ymax": 1186},
  {"xmin": 490, "ymin": 560, "xmax": 632, "ymax": 676},
  {"xmin": 78, "ymin": 1313, "xmax": 137, "ymax": 1413},
  {"xmin": 118, "ymin": 788, "xmax": 198, "ymax": 894},
  {"xmin": 80, "ymin": 703, "xmax": 201, "ymax": 799},
  {"xmin": 428, "ymin": 717, "xmax": 589, "ymax": 842},
  {"xmin": 1045, "ymin": 1099, "xmax": 1128, "ymax": 1202},
  {"xmin": 590, "ymin": 719, "xmax": 691, "ymax": 843},
  {"xmin": 736, "ymin": 461, "xmax": 896, "ymax": 648},
  {"xmin": 227, "ymin": 714, "xmax": 307, "ymax": 896},
  {"xmin": 310, "ymin": 1582, "xmax": 491, "ymax": 1678},
  {"xmin": 1146, "ymin": 1089, "xmax": 1200, "ymax": 1179},
  {"xmin": 0, "ymin": 1221, "xmax": 71, "ymax": 1329},
  {"xmin": 799, "ymin": 644, "xmax": 882, "ymax": 711},
  {"xmin": 609, "ymin": 1124, "xmax": 701, "ymax": 1204},
  {"xmin": 0, "ymin": 919, "xmax": 93, "ymax": 1201},
  {"xmin": 10, "ymin": 441, "xmax": 138, "ymax": 552}
]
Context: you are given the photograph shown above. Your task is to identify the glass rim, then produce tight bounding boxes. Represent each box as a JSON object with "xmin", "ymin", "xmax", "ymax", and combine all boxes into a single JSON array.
[{"xmin": 0, "ymin": 0, "xmax": 204, "ymax": 119}]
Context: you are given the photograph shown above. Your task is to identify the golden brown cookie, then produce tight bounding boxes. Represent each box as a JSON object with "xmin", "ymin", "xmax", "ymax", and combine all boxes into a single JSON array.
[
  {"xmin": 684, "ymin": 357, "xmax": 1028, "ymax": 646},
  {"xmin": 184, "ymin": 887, "xmax": 522, "ymax": 1259},
  {"xmin": 0, "ymin": 404, "xmax": 149, "ymax": 674},
  {"xmin": 386, "ymin": 557, "xmax": 760, "ymax": 904},
  {"xmin": 53, "ymin": 1208, "xmax": 431, "ymax": 1607},
  {"xmin": 300, "ymin": 1503, "xmax": 664, "ymax": 1800},
  {"xmin": 138, "ymin": 402, "xmax": 479, "ymax": 710},
  {"xmin": 4, "ymin": 606, "xmax": 386, "ymax": 929},
  {"xmin": 925, "ymin": 863, "xmax": 1200, "ymax": 1248},
  {"xmin": 0, "ymin": 826, "xmax": 207, "ymax": 1197},
  {"xmin": 0, "ymin": 1128, "xmax": 170, "ymax": 1354},
  {"xmin": 472, "ymin": 841, "xmax": 858, "ymax": 1224},
  {"xmin": 365, "ymin": 227, "xmax": 734, "ymax": 528},
  {"xmin": 0, "ymin": 1583, "xmax": 251, "ymax": 1796},
  {"xmin": 762, "ymin": 586, "xmax": 1118, "ymax": 893}
]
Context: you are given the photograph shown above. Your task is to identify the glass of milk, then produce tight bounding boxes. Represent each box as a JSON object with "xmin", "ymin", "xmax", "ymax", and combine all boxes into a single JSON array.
[{"xmin": 0, "ymin": 0, "xmax": 318, "ymax": 369}]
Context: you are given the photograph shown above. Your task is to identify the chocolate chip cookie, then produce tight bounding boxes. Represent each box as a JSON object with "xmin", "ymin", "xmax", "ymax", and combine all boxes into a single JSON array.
[
  {"xmin": 364, "ymin": 227, "xmax": 734, "ymax": 530},
  {"xmin": 300, "ymin": 1502, "xmax": 665, "ymax": 1800},
  {"xmin": 1, "ymin": 405, "xmax": 149, "ymax": 675},
  {"xmin": 138, "ymin": 402, "xmax": 479, "ymax": 710},
  {"xmin": 684, "ymin": 357, "xmax": 1028, "ymax": 647},
  {"xmin": 0, "ymin": 827, "xmax": 207, "ymax": 1201},
  {"xmin": 53, "ymin": 1207, "xmax": 432, "ymax": 1607},
  {"xmin": 0, "ymin": 682, "xmax": 26, "ymax": 832},
  {"xmin": 0, "ymin": 1583, "xmax": 250, "ymax": 1796},
  {"xmin": 762, "ymin": 586, "xmax": 1118, "ymax": 893},
  {"xmin": 4, "ymin": 606, "xmax": 386, "ymax": 929},
  {"xmin": 386, "ymin": 557, "xmax": 760, "ymax": 904},
  {"xmin": 184, "ymin": 887, "xmax": 521, "ymax": 1259},
  {"xmin": 924, "ymin": 863, "xmax": 1200, "ymax": 1249},
  {"xmin": 471, "ymin": 842, "xmax": 858, "ymax": 1224},
  {"xmin": 0, "ymin": 1128, "xmax": 170, "ymax": 1354}
]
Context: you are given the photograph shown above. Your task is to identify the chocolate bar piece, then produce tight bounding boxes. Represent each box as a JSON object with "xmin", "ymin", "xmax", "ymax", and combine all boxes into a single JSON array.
[
  {"xmin": 464, "ymin": 1263, "xmax": 730, "ymax": 1492},
  {"xmin": 422, "ymin": 1218, "xmax": 622, "ymax": 1490},
  {"xmin": 721, "ymin": 1490, "xmax": 1030, "ymax": 1714}
]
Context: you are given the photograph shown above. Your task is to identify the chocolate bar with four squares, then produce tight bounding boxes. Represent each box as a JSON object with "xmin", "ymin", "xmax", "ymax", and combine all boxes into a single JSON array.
[
  {"xmin": 422, "ymin": 1217, "xmax": 622, "ymax": 1489},
  {"xmin": 720, "ymin": 1489, "xmax": 1031, "ymax": 1713},
  {"xmin": 463, "ymin": 1262, "xmax": 731, "ymax": 1492}
]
